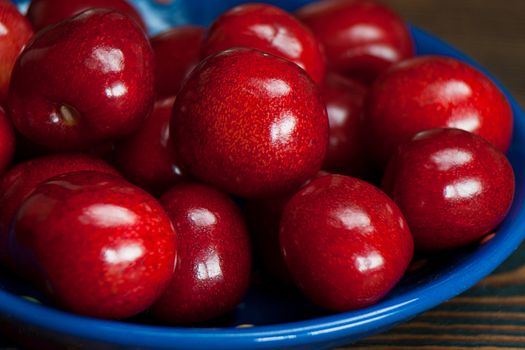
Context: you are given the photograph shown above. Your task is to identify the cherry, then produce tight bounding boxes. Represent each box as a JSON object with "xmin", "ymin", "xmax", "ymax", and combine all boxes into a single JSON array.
[
  {"xmin": 12, "ymin": 171, "xmax": 176, "ymax": 319},
  {"xmin": 0, "ymin": 153, "xmax": 118, "ymax": 267},
  {"xmin": 151, "ymin": 183, "xmax": 251, "ymax": 324},
  {"xmin": 114, "ymin": 97, "xmax": 185, "ymax": 195},
  {"xmin": 26, "ymin": 0, "xmax": 146, "ymax": 33},
  {"xmin": 382, "ymin": 128, "xmax": 515, "ymax": 251},
  {"xmin": 280, "ymin": 174, "xmax": 413, "ymax": 311},
  {"xmin": 171, "ymin": 48, "xmax": 328, "ymax": 198},
  {"xmin": 8, "ymin": 9, "xmax": 154, "ymax": 151},
  {"xmin": 296, "ymin": 0, "xmax": 414, "ymax": 84},
  {"xmin": 365, "ymin": 56, "xmax": 513, "ymax": 168},
  {"xmin": 151, "ymin": 26, "xmax": 205, "ymax": 99},
  {"xmin": 322, "ymin": 73, "xmax": 370, "ymax": 177},
  {"xmin": 0, "ymin": 1, "xmax": 33, "ymax": 105},
  {"xmin": 204, "ymin": 3, "xmax": 326, "ymax": 84}
]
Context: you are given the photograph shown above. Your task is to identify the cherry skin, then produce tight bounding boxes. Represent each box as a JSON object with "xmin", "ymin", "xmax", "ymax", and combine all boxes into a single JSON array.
[
  {"xmin": 114, "ymin": 97, "xmax": 185, "ymax": 195},
  {"xmin": 322, "ymin": 73, "xmax": 370, "ymax": 177},
  {"xmin": 296, "ymin": 0, "xmax": 414, "ymax": 84},
  {"xmin": 0, "ymin": 108, "xmax": 15, "ymax": 175},
  {"xmin": 0, "ymin": 153, "xmax": 118, "ymax": 267},
  {"xmin": 171, "ymin": 48, "xmax": 328, "ymax": 198},
  {"xmin": 382, "ymin": 128, "xmax": 515, "ymax": 251},
  {"xmin": 12, "ymin": 171, "xmax": 177, "ymax": 319},
  {"xmin": 365, "ymin": 56, "xmax": 513, "ymax": 168},
  {"xmin": 280, "ymin": 174, "xmax": 414, "ymax": 311},
  {"xmin": 151, "ymin": 26, "xmax": 205, "ymax": 99},
  {"xmin": 0, "ymin": 1, "xmax": 33, "ymax": 105},
  {"xmin": 151, "ymin": 183, "xmax": 251, "ymax": 324},
  {"xmin": 8, "ymin": 9, "xmax": 155, "ymax": 151},
  {"xmin": 204, "ymin": 3, "xmax": 326, "ymax": 84},
  {"xmin": 26, "ymin": 0, "xmax": 146, "ymax": 32}
]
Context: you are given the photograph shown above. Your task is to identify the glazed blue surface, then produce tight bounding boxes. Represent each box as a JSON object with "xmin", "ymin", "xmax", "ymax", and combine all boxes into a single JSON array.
[{"xmin": 3, "ymin": 0, "xmax": 525, "ymax": 349}]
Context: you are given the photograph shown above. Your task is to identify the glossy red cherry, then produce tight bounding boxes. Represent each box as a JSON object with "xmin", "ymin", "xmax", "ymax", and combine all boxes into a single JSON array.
[
  {"xmin": 8, "ymin": 9, "xmax": 154, "ymax": 151},
  {"xmin": 322, "ymin": 73, "xmax": 370, "ymax": 176},
  {"xmin": 0, "ymin": 1, "xmax": 33, "ymax": 105},
  {"xmin": 114, "ymin": 97, "xmax": 185, "ymax": 195},
  {"xmin": 204, "ymin": 3, "xmax": 326, "ymax": 84},
  {"xmin": 0, "ymin": 108, "xmax": 15, "ymax": 175},
  {"xmin": 26, "ymin": 0, "xmax": 146, "ymax": 32},
  {"xmin": 382, "ymin": 128, "xmax": 515, "ymax": 251},
  {"xmin": 12, "ymin": 171, "xmax": 176, "ymax": 319},
  {"xmin": 171, "ymin": 48, "xmax": 328, "ymax": 198},
  {"xmin": 151, "ymin": 183, "xmax": 251, "ymax": 324},
  {"xmin": 365, "ymin": 56, "xmax": 513, "ymax": 168},
  {"xmin": 0, "ymin": 153, "xmax": 118, "ymax": 267},
  {"xmin": 296, "ymin": 0, "xmax": 414, "ymax": 84},
  {"xmin": 151, "ymin": 26, "xmax": 205, "ymax": 99},
  {"xmin": 280, "ymin": 174, "xmax": 413, "ymax": 311}
]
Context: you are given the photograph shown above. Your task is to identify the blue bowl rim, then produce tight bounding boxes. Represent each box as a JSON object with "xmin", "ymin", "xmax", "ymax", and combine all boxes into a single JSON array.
[{"xmin": 1, "ymin": 25, "xmax": 525, "ymax": 349}]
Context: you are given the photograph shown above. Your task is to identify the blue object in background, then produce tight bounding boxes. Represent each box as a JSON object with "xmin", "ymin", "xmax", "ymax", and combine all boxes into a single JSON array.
[{"xmin": 3, "ymin": 0, "xmax": 525, "ymax": 349}]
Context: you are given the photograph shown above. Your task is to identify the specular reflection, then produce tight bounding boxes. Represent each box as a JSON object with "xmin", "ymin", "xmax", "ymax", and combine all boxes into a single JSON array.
[
  {"xmin": 79, "ymin": 204, "xmax": 138, "ymax": 228},
  {"xmin": 86, "ymin": 47, "xmax": 124, "ymax": 73},
  {"xmin": 333, "ymin": 207, "xmax": 374, "ymax": 234},
  {"xmin": 103, "ymin": 243, "xmax": 144, "ymax": 264},
  {"xmin": 0, "ymin": 23, "xmax": 8, "ymax": 36},
  {"xmin": 443, "ymin": 178, "xmax": 482, "ymax": 200},
  {"xmin": 188, "ymin": 208, "xmax": 217, "ymax": 227},
  {"xmin": 270, "ymin": 111, "xmax": 297, "ymax": 145},
  {"xmin": 355, "ymin": 251, "xmax": 384, "ymax": 273},
  {"xmin": 431, "ymin": 148, "xmax": 473, "ymax": 171},
  {"xmin": 196, "ymin": 249, "xmax": 222, "ymax": 281},
  {"xmin": 250, "ymin": 24, "xmax": 303, "ymax": 60}
]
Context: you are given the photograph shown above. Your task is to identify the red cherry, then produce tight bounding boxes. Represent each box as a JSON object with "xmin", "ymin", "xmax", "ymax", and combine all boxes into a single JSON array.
[
  {"xmin": 26, "ymin": 0, "xmax": 146, "ymax": 32},
  {"xmin": 280, "ymin": 174, "xmax": 413, "ymax": 311},
  {"xmin": 151, "ymin": 26, "xmax": 205, "ymax": 99},
  {"xmin": 0, "ymin": 108, "xmax": 15, "ymax": 175},
  {"xmin": 151, "ymin": 183, "xmax": 251, "ymax": 324},
  {"xmin": 296, "ymin": 0, "xmax": 414, "ymax": 84},
  {"xmin": 382, "ymin": 128, "xmax": 515, "ymax": 251},
  {"xmin": 204, "ymin": 3, "xmax": 326, "ymax": 84},
  {"xmin": 171, "ymin": 48, "xmax": 328, "ymax": 198},
  {"xmin": 0, "ymin": 153, "xmax": 118, "ymax": 267},
  {"xmin": 365, "ymin": 56, "xmax": 513, "ymax": 168},
  {"xmin": 0, "ymin": 1, "xmax": 33, "ymax": 105},
  {"xmin": 114, "ymin": 97, "xmax": 185, "ymax": 195},
  {"xmin": 8, "ymin": 9, "xmax": 154, "ymax": 151},
  {"xmin": 12, "ymin": 171, "xmax": 176, "ymax": 319},
  {"xmin": 322, "ymin": 73, "xmax": 370, "ymax": 176}
]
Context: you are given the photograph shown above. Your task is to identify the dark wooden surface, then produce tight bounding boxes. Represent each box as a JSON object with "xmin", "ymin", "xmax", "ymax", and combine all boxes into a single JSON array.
[{"xmin": 345, "ymin": 1, "xmax": 525, "ymax": 349}]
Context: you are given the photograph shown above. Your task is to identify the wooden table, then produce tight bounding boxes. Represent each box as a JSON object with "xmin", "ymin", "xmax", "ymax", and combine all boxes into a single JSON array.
[{"xmin": 347, "ymin": 1, "xmax": 525, "ymax": 349}]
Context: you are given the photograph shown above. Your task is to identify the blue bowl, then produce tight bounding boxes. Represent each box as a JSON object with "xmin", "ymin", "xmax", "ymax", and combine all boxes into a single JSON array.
[{"xmin": 3, "ymin": 1, "xmax": 525, "ymax": 349}]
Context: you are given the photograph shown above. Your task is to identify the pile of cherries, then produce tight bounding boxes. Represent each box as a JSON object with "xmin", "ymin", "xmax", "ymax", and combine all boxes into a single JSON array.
[{"xmin": 0, "ymin": 0, "xmax": 515, "ymax": 324}]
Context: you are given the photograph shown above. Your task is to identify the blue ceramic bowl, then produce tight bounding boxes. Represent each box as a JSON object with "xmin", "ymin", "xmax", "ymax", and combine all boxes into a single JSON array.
[{"xmin": 3, "ymin": 1, "xmax": 525, "ymax": 349}]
